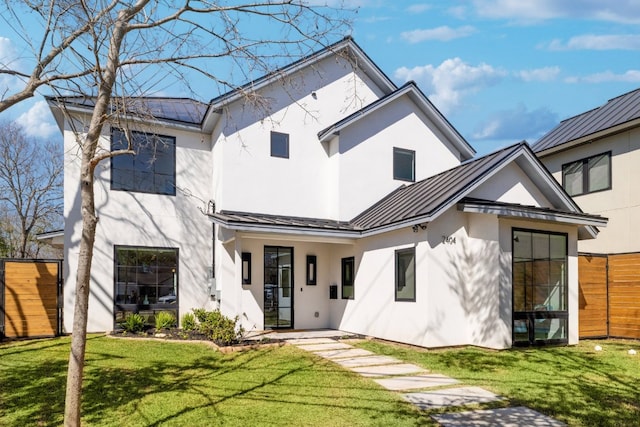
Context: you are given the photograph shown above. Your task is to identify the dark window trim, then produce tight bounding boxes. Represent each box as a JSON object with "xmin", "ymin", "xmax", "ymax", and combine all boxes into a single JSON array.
[
  {"xmin": 306, "ymin": 255, "xmax": 317, "ymax": 285},
  {"xmin": 393, "ymin": 147, "xmax": 415, "ymax": 182},
  {"xmin": 511, "ymin": 228, "xmax": 568, "ymax": 347},
  {"xmin": 270, "ymin": 131, "xmax": 290, "ymax": 159},
  {"xmin": 395, "ymin": 247, "xmax": 416, "ymax": 302},
  {"xmin": 110, "ymin": 128, "xmax": 177, "ymax": 196},
  {"xmin": 113, "ymin": 245, "xmax": 179, "ymax": 330},
  {"xmin": 242, "ymin": 252, "xmax": 251, "ymax": 285},
  {"xmin": 561, "ymin": 151, "xmax": 611, "ymax": 197},
  {"xmin": 341, "ymin": 256, "xmax": 355, "ymax": 300}
]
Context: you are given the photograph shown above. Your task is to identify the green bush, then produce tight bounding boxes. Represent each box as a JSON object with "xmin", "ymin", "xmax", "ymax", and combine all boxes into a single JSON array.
[
  {"xmin": 155, "ymin": 311, "xmax": 176, "ymax": 330},
  {"xmin": 121, "ymin": 313, "xmax": 146, "ymax": 333},
  {"xmin": 181, "ymin": 312, "xmax": 196, "ymax": 331},
  {"xmin": 192, "ymin": 308, "xmax": 208, "ymax": 323},
  {"xmin": 195, "ymin": 309, "xmax": 244, "ymax": 345}
]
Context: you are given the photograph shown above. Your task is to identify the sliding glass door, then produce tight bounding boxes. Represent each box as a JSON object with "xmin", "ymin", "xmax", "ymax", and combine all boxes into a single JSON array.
[
  {"xmin": 513, "ymin": 229, "xmax": 568, "ymax": 346},
  {"xmin": 264, "ymin": 246, "xmax": 293, "ymax": 329}
]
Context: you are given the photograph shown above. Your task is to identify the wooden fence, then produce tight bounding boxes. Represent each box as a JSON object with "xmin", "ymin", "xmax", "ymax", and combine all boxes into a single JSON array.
[
  {"xmin": 1, "ymin": 260, "xmax": 62, "ymax": 339},
  {"xmin": 578, "ymin": 253, "xmax": 640, "ymax": 339}
]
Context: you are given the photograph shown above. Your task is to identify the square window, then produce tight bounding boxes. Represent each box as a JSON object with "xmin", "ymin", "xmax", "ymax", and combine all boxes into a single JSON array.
[
  {"xmin": 393, "ymin": 147, "xmax": 415, "ymax": 182},
  {"xmin": 562, "ymin": 152, "xmax": 610, "ymax": 196},
  {"xmin": 271, "ymin": 131, "xmax": 289, "ymax": 158}
]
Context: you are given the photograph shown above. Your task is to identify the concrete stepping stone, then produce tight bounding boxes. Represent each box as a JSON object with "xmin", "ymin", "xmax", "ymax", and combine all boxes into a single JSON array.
[
  {"xmin": 351, "ymin": 363, "xmax": 428, "ymax": 377},
  {"xmin": 334, "ymin": 355, "xmax": 402, "ymax": 368},
  {"xmin": 374, "ymin": 373, "xmax": 459, "ymax": 391},
  {"xmin": 432, "ymin": 406, "xmax": 567, "ymax": 426},
  {"xmin": 404, "ymin": 386, "xmax": 502, "ymax": 410},
  {"xmin": 286, "ymin": 338, "xmax": 337, "ymax": 345},
  {"xmin": 295, "ymin": 342, "xmax": 353, "ymax": 352},
  {"xmin": 314, "ymin": 348, "xmax": 374, "ymax": 359}
]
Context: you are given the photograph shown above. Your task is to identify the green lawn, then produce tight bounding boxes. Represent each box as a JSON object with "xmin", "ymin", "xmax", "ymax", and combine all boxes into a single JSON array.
[
  {"xmin": 0, "ymin": 335, "xmax": 425, "ymax": 426},
  {"xmin": 2, "ymin": 336, "xmax": 639, "ymax": 426},
  {"xmin": 355, "ymin": 339, "xmax": 640, "ymax": 426}
]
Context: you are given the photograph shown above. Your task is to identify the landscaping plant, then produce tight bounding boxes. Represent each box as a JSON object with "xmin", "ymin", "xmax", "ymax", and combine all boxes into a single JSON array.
[
  {"xmin": 120, "ymin": 313, "xmax": 145, "ymax": 333},
  {"xmin": 154, "ymin": 311, "xmax": 176, "ymax": 330},
  {"xmin": 181, "ymin": 312, "xmax": 197, "ymax": 331}
]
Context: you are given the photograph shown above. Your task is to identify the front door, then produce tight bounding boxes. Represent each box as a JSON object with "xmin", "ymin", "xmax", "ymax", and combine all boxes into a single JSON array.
[{"xmin": 264, "ymin": 246, "xmax": 293, "ymax": 329}]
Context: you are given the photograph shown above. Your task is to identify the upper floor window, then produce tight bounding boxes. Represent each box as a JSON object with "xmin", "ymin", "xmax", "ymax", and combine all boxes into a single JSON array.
[
  {"xmin": 393, "ymin": 147, "xmax": 415, "ymax": 182},
  {"xmin": 562, "ymin": 152, "xmax": 611, "ymax": 196},
  {"xmin": 111, "ymin": 128, "xmax": 176, "ymax": 195},
  {"xmin": 271, "ymin": 131, "xmax": 289, "ymax": 158}
]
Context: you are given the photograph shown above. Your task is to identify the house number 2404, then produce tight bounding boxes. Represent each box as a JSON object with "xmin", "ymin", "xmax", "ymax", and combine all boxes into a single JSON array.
[{"xmin": 442, "ymin": 235, "xmax": 456, "ymax": 244}]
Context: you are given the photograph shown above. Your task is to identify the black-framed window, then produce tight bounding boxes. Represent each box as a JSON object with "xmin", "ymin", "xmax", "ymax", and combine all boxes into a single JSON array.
[
  {"xmin": 342, "ymin": 257, "xmax": 354, "ymax": 299},
  {"xmin": 271, "ymin": 131, "xmax": 289, "ymax": 158},
  {"xmin": 242, "ymin": 252, "xmax": 251, "ymax": 285},
  {"xmin": 114, "ymin": 246, "xmax": 178, "ymax": 328},
  {"xmin": 562, "ymin": 152, "xmax": 611, "ymax": 196},
  {"xmin": 306, "ymin": 255, "xmax": 317, "ymax": 285},
  {"xmin": 393, "ymin": 147, "xmax": 415, "ymax": 182},
  {"xmin": 395, "ymin": 248, "xmax": 416, "ymax": 301},
  {"xmin": 111, "ymin": 128, "xmax": 176, "ymax": 195},
  {"xmin": 512, "ymin": 229, "xmax": 568, "ymax": 346}
]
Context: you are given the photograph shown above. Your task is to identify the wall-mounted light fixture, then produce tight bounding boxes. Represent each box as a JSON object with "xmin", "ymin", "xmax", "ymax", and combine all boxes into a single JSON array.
[
  {"xmin": 242, "ymin": 252, "xmax": 251, "ymax": 285},
  {"xmin": 306, "ymin": 255, "xmax": 317, "ymax": 285},
  {"xmin": 412, "ymin": 223, "xmax": 427, "ymax": 233}
]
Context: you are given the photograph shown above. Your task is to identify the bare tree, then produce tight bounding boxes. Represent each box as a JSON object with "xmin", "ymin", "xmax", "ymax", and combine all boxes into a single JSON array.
[
  {"xmin": 0, "ymin": 120, "xmax": 62, "ymax": 258},
  {"xmin": 1, "ymin": 1, "xmax": 352, "ymax": 425}
]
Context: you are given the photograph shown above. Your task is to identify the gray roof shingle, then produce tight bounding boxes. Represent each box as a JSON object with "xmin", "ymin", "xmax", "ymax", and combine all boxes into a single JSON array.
[{"xmin": 533, "ymin": 87, "xmax": 640, "ymax": 153}]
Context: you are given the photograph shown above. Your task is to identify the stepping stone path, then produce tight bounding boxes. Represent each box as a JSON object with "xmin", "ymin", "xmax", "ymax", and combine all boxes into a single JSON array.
[{"xmin": 287, "ymin": 337, "xmax": 567, "ymax": 426}]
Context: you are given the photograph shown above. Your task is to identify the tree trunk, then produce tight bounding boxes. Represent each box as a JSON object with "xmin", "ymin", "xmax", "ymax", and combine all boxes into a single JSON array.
[{"xmin": 63, "ymin": 160, "xmax": 98, "ymax": 426}]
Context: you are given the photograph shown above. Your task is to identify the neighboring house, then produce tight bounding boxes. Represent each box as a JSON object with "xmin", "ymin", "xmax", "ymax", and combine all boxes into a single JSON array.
[
  {"xmin": 48, "ymin": 37, "xmax": 605, "ymax": 349},
  {"xmin": 532, "ymin": 88, "xmax": 640, "ymax": 339}
]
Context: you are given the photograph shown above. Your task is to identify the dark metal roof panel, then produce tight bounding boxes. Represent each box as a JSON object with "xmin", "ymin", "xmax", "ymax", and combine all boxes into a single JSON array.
[
  {"xmin": 351, "ymin": 142, "xmax": 526, "ymax": 229},
  {"xmin": 533, "ymin": 87, "xmax": 640, "ymax": 152},
  {"xmin": 212, "ymin": 211, "xmax": 358, "ymax": 231}
]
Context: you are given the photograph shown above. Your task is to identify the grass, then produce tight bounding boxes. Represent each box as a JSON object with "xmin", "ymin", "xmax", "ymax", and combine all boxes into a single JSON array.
[
  {"xmin": 0, "ymin": 335, "xmax": 426, "ymax": 426},
  {"xmin": 355, "ymin": 338, "xmax": 640, "ymax": 426}
]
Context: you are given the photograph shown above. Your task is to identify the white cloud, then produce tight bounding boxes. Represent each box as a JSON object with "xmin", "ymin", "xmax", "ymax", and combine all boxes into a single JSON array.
[
  {"xmin": 517, "ymin": 66, "xmax": 560, "ymax": 82},
  {"xmin": 473, "ymin": 104, "xmax": 558, "ymax": 141},
  {"xmin": 472, "ymin": 0, "xmax": 640, "ymax": 24},
  {"xmin": 447, "ymin": 6, "xmax": 467, "ymax": 19},
  {"xmin": 568, "ymin": 70, "xmax": 640, "ymax": 83},
  {"xmin": 0, "ymin": 37, "xmax": 24, "ymax": 96},
  {"xmin": 394, "ymin": 58, "xmax": 507, "ymax": 114},
  {"xmin": 406, "ymin": 4, "xmax": 431, "ymax": 14},
  {"xmin": 16, "ymin": 101, "xmax": 58, "ymax": 139},
  {"xmin": 548, "ymin": 34, "xmax": 640, "ymax": 51},
  {"xmin": 400, "ymin": 25, "xmax": 476, "ymax": 43}
]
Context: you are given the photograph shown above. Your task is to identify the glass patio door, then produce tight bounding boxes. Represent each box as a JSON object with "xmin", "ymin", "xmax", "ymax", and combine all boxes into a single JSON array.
[{"xmin": 264, "ymin": 246, "xmax": 293, "ymax": 329}]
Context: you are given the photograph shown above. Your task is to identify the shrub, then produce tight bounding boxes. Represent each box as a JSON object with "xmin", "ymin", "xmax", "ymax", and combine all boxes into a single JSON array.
[
  {"xmin": 121, "ymin": 313, "xmax": 145, "ymax": 333},
  {"xmin": 192, "ymin": 308, "xmax": 208, "ymax": 324},
  {"xmin": 155, "ymin": 311, "xmax": 176, "ymax": 330},
  {"xmin": 181, "ymin": 312, "xmax": 196, "ymax": 331},
  {"xmin": 196, "ymin": 309, "xmax": 244, "ymax": 345}
]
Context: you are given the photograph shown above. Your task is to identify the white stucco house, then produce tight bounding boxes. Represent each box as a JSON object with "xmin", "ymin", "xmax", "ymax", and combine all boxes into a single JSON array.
[{"xmin": 49, "ymin": 37, "xmax": 606, "ymax": 349}]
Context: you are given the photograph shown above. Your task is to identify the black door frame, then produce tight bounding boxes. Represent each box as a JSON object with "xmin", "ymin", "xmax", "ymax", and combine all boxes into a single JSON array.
[{"xmin": 263, "ymin": 246, "xmax": 294, "ymax": 329}]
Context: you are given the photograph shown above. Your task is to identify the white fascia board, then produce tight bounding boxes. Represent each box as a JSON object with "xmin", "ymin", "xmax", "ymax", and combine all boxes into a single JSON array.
[{"xmin": 458, "ymin": 202, "xmax": 608, "ymax": 227}]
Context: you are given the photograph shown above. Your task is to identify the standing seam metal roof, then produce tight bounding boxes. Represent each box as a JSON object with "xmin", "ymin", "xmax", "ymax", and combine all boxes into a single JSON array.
[{"xmin": 533, "ymin": 87, "xmax": 640, "ymax": 153}]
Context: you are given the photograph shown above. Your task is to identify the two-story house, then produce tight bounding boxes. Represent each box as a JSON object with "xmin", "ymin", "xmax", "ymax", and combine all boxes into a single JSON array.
[
  {"xmin": 49, "ymin": 37, "xmax": 605, "ymax": 349},
  {"xmin": 533, "ymin": 88, "xmax": 640, "ymax": 339}
]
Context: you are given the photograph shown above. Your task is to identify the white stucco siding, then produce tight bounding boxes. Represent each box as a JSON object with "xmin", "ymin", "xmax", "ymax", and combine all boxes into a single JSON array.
[
  {"xmin": 468, "ymin": 162, "xmax": 551, "ymax": 207},
  {"xmin": 540, "ymin": 129, "xmax": 640, "ymax": 254},
  {"xmin": 336, "ymin": 96, "xmax": 463, "ymax": 220},
  {"xmin": 63, "ymin": 123, "xmax": 214, "ymax": 333},
  {"xmin": 214, "ymin": 56, "xmax": 385, "ymax": 219}
]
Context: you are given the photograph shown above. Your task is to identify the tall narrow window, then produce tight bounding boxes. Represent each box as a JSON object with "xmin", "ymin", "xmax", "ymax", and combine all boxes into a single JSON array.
[
  {"xmin": 393, "ymin": 147, "xmax": 415, "ymax": 182},
  {"xmin": 111, "ymin": 128, "xmax": 176, "ymax": 195},
  {"xmin": 562, "ymin": 152, "xmax": 611, "ymax": 196},
  {"xmin": 395, "ymin": 248, "xmax": 416, "ymax": 301},
  {"xmin": 342, "ymin": 257, "xmax": 355, "ymax": 299},
  {"xmin": 271, "ymin": 131, "xmax": 289, "ymax": 158}
]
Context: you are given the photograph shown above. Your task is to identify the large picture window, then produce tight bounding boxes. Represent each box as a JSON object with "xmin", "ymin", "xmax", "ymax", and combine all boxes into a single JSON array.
[
  {"xmin": 395, "ymin": 248, "xmax": 416, "ymax": 301},
  {"xmin": 562, "ymin": 152, "xmax": 611, "ymax": 196},
  {"xmin": 393, "ymin": 147, "xmax": 415, "ymax": 182},
  {"xmin": 114, "ymin": 246, "xmax": 178, "ymax": 327},
  {"xmin": 111, "ymin": 128, "xmax": 176, "ymax": 195},
  {"xmin": 512, "ymin": 229, "xmax": 567, "ymax": 346}
]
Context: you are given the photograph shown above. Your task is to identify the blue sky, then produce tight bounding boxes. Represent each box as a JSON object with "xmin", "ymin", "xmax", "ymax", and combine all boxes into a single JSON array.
[{"xmin": 2, "ymin": 0, "xmax": 640, "ymax": 155}]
